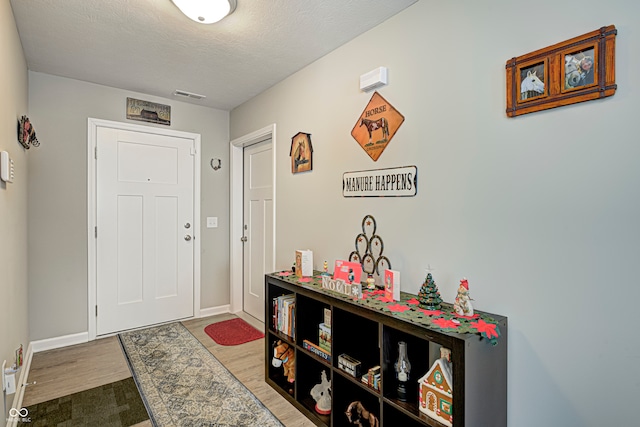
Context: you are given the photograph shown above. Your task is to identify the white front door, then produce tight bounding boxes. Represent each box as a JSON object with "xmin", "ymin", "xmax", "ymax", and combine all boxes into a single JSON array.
[
  {"xmin": 243, "ymin": 139, "xmax": 274, "ymax": 322},
  {"xmin": 96, "ymin": 126, "xmax": 194, "ymax": 335}
]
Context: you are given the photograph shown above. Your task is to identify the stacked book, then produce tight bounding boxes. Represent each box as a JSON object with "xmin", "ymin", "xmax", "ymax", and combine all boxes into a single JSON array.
[
  {"xmin": 272, "ymin": 294, "xmax": 295, "ymax": 337},
  {"xmin": 361, "ymin": 365, "xmax": 381, "ymax": 391},
  {"xmin": 303, "ymin": 339, "xmax": 331, "ymax": 362}
]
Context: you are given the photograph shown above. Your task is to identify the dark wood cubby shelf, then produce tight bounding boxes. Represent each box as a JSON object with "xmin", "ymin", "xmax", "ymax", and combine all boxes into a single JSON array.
[{"xmin": 265, "ymin": 273, "xmax": 508, "ymax": 427}]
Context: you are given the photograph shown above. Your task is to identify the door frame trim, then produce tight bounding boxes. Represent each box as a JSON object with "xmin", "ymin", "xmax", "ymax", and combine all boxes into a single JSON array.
[
  {"xmin": 229, "ymin": 124, "xmax": 276, "ymax": 314},
  {"xmin": 87, "ymin": 118, "xmax": 202, "ymax": 340}
]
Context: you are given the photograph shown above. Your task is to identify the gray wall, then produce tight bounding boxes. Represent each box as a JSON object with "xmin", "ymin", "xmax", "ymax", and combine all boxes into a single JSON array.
[
  {"xmin": 27, "ymin": 72, "xmax": 230, "ymax": 341},
  {"xmin": 230, "ymin": 1, "xmax": 639, "ymax": 426},
  {"xmin": 0, "ymin": 1, "xmax": 28, "ymax": 424}
]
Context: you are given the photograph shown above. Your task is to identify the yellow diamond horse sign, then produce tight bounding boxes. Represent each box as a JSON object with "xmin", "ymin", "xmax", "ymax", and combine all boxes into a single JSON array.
[{"xmin": 351, "ymin": 92, "xmax": 405, "ymax": 161}]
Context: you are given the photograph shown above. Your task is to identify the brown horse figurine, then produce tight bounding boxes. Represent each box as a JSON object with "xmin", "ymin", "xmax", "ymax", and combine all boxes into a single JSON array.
[
  {"xmin": 272, "ymin": 340, "xmax": 295, "ymax": 383},
  {"xmin": 345, "ymin": 401, "xmax": 379, "ymax": 427}
]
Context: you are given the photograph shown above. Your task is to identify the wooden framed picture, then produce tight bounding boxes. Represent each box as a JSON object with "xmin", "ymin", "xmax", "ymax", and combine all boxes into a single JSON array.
[
  {"xmin": 290, "ymin": 132, "xmax": 313, "ymax": 174},
  {"xmin": 506, "ymin": 25, "xmax": 616, "ymax": 117},
  {"xmin": 126, "ymin": 97, "xmax": 171, "ymax": 125}
]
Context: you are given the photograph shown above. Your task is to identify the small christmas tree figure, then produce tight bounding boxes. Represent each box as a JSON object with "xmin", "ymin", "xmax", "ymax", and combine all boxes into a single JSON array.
[{"xmin": 418, "ymin": 273, "xmax": 442, "ymax": 310}]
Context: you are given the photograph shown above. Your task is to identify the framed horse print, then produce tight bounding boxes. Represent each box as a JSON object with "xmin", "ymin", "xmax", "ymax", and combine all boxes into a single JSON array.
[
  {"xmin": 290, "ymin": 132, "xmax": 313, "ymax": 174},
  {"xmin": 506, "ymin": 25, "xmax": 616, "ymax": 117},
  {"xmin": 351, "ymin": 92, "xmax": 405, "ymax": 161},
  {"xmin": 517, "ymin": 59, "xmax": 548, "ymax": 103}
]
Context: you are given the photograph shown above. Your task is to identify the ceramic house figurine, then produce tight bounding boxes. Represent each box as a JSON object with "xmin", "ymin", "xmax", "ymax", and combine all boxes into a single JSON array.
[
  {"xmin": 418, "ymin": 347, "xmax": 453, "ymax": 427},
  {"xmin": 310, "ymin": 370, "xmax": 331, "ymax": 415},
  {"xmin": 453, "ymin": 278, "xmax": 474, "ymax": 317}
]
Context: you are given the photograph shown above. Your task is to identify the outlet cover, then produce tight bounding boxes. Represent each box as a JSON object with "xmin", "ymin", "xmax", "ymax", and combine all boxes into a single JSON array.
[{"xmin": 206, "ymin": 217, "xmax": 218, "ymax": 228}]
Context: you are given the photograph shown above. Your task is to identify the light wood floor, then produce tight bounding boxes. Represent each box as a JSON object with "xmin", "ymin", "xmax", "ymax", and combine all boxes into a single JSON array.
[{"xmin": 22, "ymin": 312, "xmax": 315, "ymax": 427}]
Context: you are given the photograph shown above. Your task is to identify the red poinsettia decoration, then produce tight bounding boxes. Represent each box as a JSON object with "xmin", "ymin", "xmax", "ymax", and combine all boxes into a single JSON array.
[
  {"xmin": 277, "ymin": 271, "xmax": 292, "ymax": 276},
  {"xmin": 387, "ymin": 304, "xmax": 411, "ymax": 313},
  {"xmin": 406, "ymin": 298, "xmax": 420, "ymax": 305},
  {"xmin": 298, "ymin": 277, "xmax": 312, "ymax": 283},
  {"xmin": 454, "ymin": 313, "xmax": 479, "ymax": 319},
  {"xmin": 470, "ymin": 319, "xmax": 499, "ymax": 339},
  {"xmin": 418, "ymin": 308, "xmax": 444, "ymax": 317},
  {"xmin": 432, "ymin": 317, "xmax": 460, "ymax": 329},
  {"xmin": 377, "ymin": 296, "xmax": 395, "ymax": 303}
]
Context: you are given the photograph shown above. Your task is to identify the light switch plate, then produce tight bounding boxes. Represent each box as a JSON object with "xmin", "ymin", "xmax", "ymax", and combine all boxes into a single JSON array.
[{"xmin": 1, "ymin": 151, "xmax": 15, "ymax": 183}]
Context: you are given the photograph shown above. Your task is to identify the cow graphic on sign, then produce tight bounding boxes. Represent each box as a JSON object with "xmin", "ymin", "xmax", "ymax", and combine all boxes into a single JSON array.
[{"xmin": 351, "ymin": 92, "xmax": 404, "ymax": 161}]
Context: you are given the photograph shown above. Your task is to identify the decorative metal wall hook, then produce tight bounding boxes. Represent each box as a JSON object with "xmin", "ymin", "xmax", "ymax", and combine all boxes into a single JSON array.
[
  {"xmin": 17, "ymin": 115, "xmax": 40, "ymax": 149},
  {"xmin": 349, "ymin": 214, "xmax": 391, "ymax": 277},
  {"xmin": 210, "ymin": 158, "xmax": 222, "ymax": 170}
]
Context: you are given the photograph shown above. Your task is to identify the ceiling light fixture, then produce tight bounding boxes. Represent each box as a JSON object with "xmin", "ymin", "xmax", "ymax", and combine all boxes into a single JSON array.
[{"xmin": 171, "ymin": 0, "xmax": 237, "ymax": 24}]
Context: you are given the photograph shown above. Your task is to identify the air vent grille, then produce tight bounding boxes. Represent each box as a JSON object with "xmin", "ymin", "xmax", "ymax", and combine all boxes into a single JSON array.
[{"xmin": 174, "ymin": 90, "xmax": 206, "ymax": 100}]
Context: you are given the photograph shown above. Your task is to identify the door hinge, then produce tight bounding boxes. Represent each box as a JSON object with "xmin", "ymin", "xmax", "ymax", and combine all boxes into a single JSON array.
[
  {"xmin": 95, "ymin": 305, "xmax": 98, "ymax": 316},
  {"xmin": 190, "ymin": 147, "xmax": 196, "ymax": 156},
  {"xmin": 95, "ymin": 226, "xmax": 98, "ymax": 238},
  {"xmin": 95, "ymin": 147, "xmax": 97, "ymax": 159}
]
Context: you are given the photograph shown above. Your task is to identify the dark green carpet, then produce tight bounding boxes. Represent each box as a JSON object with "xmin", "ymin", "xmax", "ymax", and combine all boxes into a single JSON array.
[{"xmin": 22, "ymin": 377, "xmax": 149, "ymax": 426}]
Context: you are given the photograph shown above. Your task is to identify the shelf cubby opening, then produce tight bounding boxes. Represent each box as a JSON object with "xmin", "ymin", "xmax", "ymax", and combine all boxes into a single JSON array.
[
  {"xmin": 332, "ymin": 307, "xmax": 380, "ymax": 380},
  {"xmin": 267, "ymin": 333, "xmax": 296, "ymax": 397},
  {"xmin": 333, "ymin": 373, "xmax": 381, "ymax": 427},
  {"xmin": 296, "ymin": 352, "xmax": 332, "ymax": 427},
  {"xmin": 382, "ymin": 325, "xmax": 437, "ymax": 413},
  {"xmin": 296, "ymin": 294, "xmax": 332, "ymax": 350}
]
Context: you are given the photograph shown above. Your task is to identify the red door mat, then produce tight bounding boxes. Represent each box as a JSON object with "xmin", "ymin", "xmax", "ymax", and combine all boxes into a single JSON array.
[{"xmin": 204, "ymin": 318, "xmax": 264, "ymax": 346}]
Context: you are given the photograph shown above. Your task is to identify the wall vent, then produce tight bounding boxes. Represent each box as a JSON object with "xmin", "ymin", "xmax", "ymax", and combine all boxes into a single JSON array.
[{"xmin": 174, "ymin": 90, "xmax": 206, "ymax": 100}]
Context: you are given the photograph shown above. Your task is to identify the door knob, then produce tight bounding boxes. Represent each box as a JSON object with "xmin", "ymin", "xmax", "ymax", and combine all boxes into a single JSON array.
[
  {"xmin": 184, "ymin": 223, "xmax": 191, "ymax": 229},
  {"xmin": 185, "ymin": 235, "xmax": 192, "ymax": 241}
]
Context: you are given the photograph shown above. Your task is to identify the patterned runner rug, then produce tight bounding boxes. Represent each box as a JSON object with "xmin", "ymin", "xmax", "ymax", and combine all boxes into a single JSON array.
[{"xmin": 118, "ymin": 322, "xmax": 283, "ymax": 427}]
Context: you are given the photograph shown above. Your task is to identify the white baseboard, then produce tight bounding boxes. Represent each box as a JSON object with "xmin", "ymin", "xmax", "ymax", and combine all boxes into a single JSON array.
[
  {"xmin": 198, "ymin": 305, "xmax": 231, "ymax": 318},
  {"xmin": 7, "ymin": 342, "xmax": 33, "ymax": 427},
  {"xmin": 31, "ymin": 332, "xmax": 89, "ymax": 353}
]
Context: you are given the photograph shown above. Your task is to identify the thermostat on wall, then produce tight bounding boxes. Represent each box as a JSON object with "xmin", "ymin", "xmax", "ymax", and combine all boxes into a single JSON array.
[{"xmin": 1, "ymin": 151, "xmax": 15, "ymax": 183}]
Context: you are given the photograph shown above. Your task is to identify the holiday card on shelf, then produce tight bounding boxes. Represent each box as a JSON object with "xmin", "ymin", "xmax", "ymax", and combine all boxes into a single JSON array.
[
  {"xmin": 384, "ymin": 269, "xmax": 400, "ymax": 301},
  {"xmin": 295, "ymin": 250, "xmax": 313, "ymax": 277},
  {"xmin": 323, "ymin": 308, "xmax": 331, "ymax": 327},
  {"xmin": 333, "ymin": 260, "xmax": 362, "ymax": 284}
]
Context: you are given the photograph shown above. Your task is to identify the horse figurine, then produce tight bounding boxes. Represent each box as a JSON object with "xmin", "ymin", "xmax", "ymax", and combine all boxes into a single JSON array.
[
  {"xmin": 360, "ymin": 117, "xmax": 389, "ymax": 146},
  {"xmin": 272, "ymin": 340, "xmax": 295, "ymax": 383},
  {"xmin": 345, "ymin": 401, "xmax": 379, "ymax": 427},
  {"xmin": 310, "ymin": 370, "xmax": 331, "ymax": 415},
  {"xmin": 520, "ymin": 70, "xmax": 544, "ymax": 100}
]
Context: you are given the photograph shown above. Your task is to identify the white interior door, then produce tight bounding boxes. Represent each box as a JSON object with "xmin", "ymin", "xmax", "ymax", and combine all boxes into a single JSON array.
[
  {"xmin": 96, "ymin": 126, "xmax": 194, "ymax": 335},
  {"xmin": 243, "ymin": 139, "xmax": 273, "ymax": 322}
]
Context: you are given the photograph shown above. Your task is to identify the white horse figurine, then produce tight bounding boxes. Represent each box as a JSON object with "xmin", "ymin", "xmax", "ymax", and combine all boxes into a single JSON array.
[{"xmin": 520, "ymin": 70, "xmax": 544, "ymax": 99}]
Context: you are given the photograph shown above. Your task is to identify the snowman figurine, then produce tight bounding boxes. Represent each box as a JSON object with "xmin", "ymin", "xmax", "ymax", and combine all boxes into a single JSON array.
[{"xmin": 453, "ymin": 278, "xmax": 474, "ymax": 317}]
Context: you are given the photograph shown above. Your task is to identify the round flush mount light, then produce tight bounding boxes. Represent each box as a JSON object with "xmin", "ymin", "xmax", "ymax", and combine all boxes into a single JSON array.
[{"xmin": 171, "ymin": 0, "xmax": 237, "ymax": 24}]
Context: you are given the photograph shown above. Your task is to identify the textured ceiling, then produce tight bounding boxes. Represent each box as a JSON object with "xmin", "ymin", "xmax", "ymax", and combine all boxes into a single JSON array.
[{"xmin": 10, "ymin": 0, "xmax": 417, "ymax": 110}]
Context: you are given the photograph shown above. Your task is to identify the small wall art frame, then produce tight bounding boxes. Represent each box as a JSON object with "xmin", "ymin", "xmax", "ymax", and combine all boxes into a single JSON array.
[
  {"xmin": 506, "ymin": 25, "xmax": 616, "ymax": 117},
  {"xmin": 289, "ymin": 132, "xmax": 313, "ymax": 174},
  {"xmin": 126, "ymin": 97, "xmax": 171, "ymax": 125}
]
